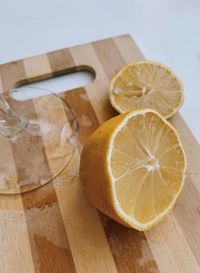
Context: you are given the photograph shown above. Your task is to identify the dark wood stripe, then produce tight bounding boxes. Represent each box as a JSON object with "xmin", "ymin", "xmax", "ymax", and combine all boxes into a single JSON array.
[
  {"xmin": 103, "ymin": 215, "xmax": 160, "ymax": 273},
  {"xmin": 63, "ymin": 87, "xmax": 99, "ymax": 145},
  {"xmin": 92, "ymin": 38, "xmax": 161, "ymax": 273},
  {"xmin": 47, "ymin": 49, "xmax": 75, "ymax": 76},
  {"xmin": 9, "ymin": 98, "xmax": 51, "ymax": 192}
]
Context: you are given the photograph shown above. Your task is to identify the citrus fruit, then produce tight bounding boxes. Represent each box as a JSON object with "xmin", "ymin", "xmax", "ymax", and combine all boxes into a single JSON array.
[
  {"xmin": 109, "ymin": 61, "xmax": 184, "ymax": 119},
  {"xmin": 80, "ymin": 109, "xmax": 186, "ymax": 231}
]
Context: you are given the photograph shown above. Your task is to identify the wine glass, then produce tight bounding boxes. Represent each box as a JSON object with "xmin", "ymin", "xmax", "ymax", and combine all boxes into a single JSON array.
[{"xmin": 0, "ymin": 87, "xmax": 78, "ymax": 194}]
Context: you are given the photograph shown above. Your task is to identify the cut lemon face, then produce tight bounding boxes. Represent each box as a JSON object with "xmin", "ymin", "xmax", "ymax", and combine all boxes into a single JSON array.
[
  {"xmin": 109, "ymin": 61, "xmax": 184, "ymax": 119},
  {"xmin": 80, "ymin": 109, "xmax": 186, "ymax": 231}
]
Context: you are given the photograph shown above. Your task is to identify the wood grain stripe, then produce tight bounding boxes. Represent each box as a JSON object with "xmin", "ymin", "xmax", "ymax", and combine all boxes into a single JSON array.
[
  {"xmin": 21, "ymin": 56, "xmax": 77, "ymax": 273},
  {"xmin": 47, "ymin": 49, "xmax": 75, "ymax": 76},
  {"xmin": 93, "ymin": 38, "xmax": 125, "ymax": 79},
  {"xmin": 146, "ymin": 214, "xmax": 200, "ymax": 273}
]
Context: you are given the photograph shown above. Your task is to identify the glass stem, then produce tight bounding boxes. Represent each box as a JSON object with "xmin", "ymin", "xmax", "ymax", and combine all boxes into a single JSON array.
[{"xmin": 0, "ymin": 95, "xmax": 28, "ymax": 138}]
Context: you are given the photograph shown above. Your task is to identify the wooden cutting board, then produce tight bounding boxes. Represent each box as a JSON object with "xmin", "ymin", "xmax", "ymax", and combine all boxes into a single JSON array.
[{"xmin": 0, "ymin": 34, "xmax": 200, "ymax": 273}]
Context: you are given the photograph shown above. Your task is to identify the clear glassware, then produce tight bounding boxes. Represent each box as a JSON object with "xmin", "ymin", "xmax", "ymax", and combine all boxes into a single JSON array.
[{"xmin": 0, "ymin": 87, "xmax": 78, "ymax": 194}]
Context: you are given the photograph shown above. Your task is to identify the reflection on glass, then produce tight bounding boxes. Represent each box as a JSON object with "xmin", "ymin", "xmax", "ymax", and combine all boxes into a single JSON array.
[{"xmin": 0, "ymin": 87, "xmax": 78, "ymax": 194}]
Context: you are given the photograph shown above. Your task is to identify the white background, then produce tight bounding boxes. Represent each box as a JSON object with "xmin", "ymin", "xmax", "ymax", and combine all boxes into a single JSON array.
[{"xmin": 0, "ymin": 0, "xmax": 199, "ymax": 142}]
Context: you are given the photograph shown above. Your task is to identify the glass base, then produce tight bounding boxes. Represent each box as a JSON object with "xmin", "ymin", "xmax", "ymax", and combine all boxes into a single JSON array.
[{"xmin": 0, "ymin": 90, "xmax": 78, "ymax": 194}]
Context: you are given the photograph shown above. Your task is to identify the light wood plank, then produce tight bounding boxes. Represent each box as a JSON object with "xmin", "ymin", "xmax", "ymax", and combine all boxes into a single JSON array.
[
  {"xmin": 113, "ymin": 34, "xmax": 145, "ymax": 61},
  {"xmin": 0, "ymin": 134, "xmax": 18, "ymax": 193},
  {"xmin": 0, "ymin": 74, "xmax": 3, "ymax": 93},
  {"xmin": 173, "ymin": 177, "xmax": 200, "ymax": 265},
  {"xmin": 0, "ymin": 206, "xmax": 36, "ymax": 273},
  {"xmin": 0, "ymin": 194, "xmax": 35, "ymax": 273},
  {"xmin": 23, "ymin": 54, "xmax": 52, "ymax": 81},
  {"xmin": 93, "ymin": 38, "xmax": 125, "ymax": 80},
  {"xmin": 146, "ymin": 214, "xmax": 200, "ymax": 273},
  {"xmin": 54, "ymin": 151, "xmax": 118, "ymax": 273}
]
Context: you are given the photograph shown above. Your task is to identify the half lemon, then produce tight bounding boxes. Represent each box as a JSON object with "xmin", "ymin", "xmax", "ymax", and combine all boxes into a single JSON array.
[
  {"xmin": 109, "ymin": 61, "xmax": 184, "ymax": 119},
  {"xmin": 80, "ymin": 109, "xmax": 186, "ymax": 231}
]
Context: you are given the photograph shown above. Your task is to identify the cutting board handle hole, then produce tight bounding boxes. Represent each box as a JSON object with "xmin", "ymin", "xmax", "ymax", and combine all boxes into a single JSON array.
[{"xmin": 12, "ymin": 66, "xmax": 95, "ymax": 101}]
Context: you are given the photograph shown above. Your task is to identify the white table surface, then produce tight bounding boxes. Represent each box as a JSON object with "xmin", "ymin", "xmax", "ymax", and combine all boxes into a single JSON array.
[{"xmin": 0, "ymin": 0, "xmax": 199, "ymax": 142}]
